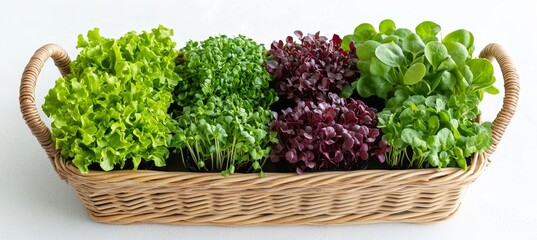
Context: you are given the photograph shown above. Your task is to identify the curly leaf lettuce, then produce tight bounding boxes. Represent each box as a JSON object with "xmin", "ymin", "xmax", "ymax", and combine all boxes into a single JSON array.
[{"xmin": 43, "ymin": 26, "xmax": 179, "ymax": 173}]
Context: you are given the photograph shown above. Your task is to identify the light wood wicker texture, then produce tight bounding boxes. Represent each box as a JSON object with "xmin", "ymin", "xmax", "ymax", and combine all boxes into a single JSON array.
[{"xmin": 19, "ymin": 43, "xmax": 519, "ymax": 225}]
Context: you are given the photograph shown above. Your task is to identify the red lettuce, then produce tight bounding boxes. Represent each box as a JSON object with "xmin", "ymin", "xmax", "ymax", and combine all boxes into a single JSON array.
[
  {"xmin": 269, "ymin": 93, "xmax": 388, "ymax": 174},
  {"xmin": 265, "ymin": 31, "xmax": 358, "ymax": 104}
]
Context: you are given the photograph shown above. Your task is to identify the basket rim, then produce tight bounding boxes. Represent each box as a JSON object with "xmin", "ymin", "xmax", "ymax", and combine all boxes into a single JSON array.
[{"xmin": 53, "ymin": 151, "xmax": 488, "ymax": 190}]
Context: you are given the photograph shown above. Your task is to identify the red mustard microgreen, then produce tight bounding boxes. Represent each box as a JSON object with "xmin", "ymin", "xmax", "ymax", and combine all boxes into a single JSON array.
[
  {"xmin": 269, "ymin": 93, "xmax": 388, "ymax": 174},
  {"xmin": 265, "ymin": 31, "xmax": 359, "ymax": 105}
]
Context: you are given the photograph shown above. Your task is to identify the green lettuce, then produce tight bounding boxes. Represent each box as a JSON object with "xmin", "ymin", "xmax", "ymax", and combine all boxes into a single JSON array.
[{"xmin": 43, "ymin": 26, "xmax": 179, "ymax": 173}]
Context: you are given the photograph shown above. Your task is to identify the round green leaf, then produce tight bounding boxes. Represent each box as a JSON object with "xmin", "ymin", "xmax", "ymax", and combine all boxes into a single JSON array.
[
  {"xmin": 402, "ymin": 33, "xmax": 425, "ymax": 55},
  {"xmin": 394, "ymin": 28, "xmax": 412, "ymax": 38},
  {"xmin": 356, "ymin": 60, "xmax": 371, "ymax": 75},
  {"xmin": 444, "ymin": 42, "xmax": 469, "ymax": 66},
  {"xmin": 252, "ymin": 161, "xmax": 261, "ymax": 170},
  {"xmin": 341, "ymin": 35, "xmax": 360, "ymax": 51},
  {"xmin": 393, "ymin": 137, "xmax": 405, "ymax": 149},
  {"xmin": 439, "ymin": 151, "xmax": 449, "ymax": 164},
  {"xmin": 375, "ymin": 43, "xmax": 405, "ymax": 67},
  {"xmin": 356, "ymin": 76, "xmax": 375, "ymax": 98},
  {"xmin": 425, "ymin": 42, "xmax": 449, "ymax": 69},
  {"xmin": 399, "ymin": 108, "xmax": 414, "ymax": 124},
  {"xmin": 354, "ymin": 23, "xmax": 377, "ymax": 42},
  {"xmin": 485, "ymin": 85, "xmax": 500, "ymax": 95},
  {"xmin": 459, "ymin": 65, "xmax": 472, "ymax": 88},
  {"xmin": 439, "ymin": 110, "xmax": 450, "ymax": 123},
  {"xmin": 456, "ymin": 157, "xmax": 468, "ymax": 170},
  {"xmin": 340, "ymin": 85, "xmax": 354, "ymax": 98},
  {"xmin": 356, "ymin": 40, "xmax": 381, "ymax": 60},
  {"xmin": 443, "ymin": 29, "xmax": 474, "ymax": 50},
  {"xmin": 382, "ymin": 35, "xmax": 400, "ymax": 44},
  {"xmin": 370, "ymin": 57, "xmax": 391, "ymax": 76},
  {"xmin": 385, "ymin": 89, "xmax": 410, "ymax": 109},
  {"xmin": 454, "ymin": 147, "xmax": 467, "ymax": 170},
  {"xmin": 413, "ymin": 119, "xmax": 427, "ymax": 132},
  {"xmin": 466, "ymin": 58, "xmax": 494, "ymax": 86},
  {"xmin": 436, "ymin": 128, "xmax": 455, "ymax": 149},
  {"xmin": 428, "ymin": 115, "xmax": 440, "ymax": 134},
  {"xmin": 426, "ymin": 135, "xmax": 440, "ymax": 150},
  {"xmin": 379, "ymin": 19, "xmax": 396, "ymax": 34},
  {"xmin": 373, "ymin": 33, "xmax": 387, "ymax": 42},
  {"xmin": 221, "ymin": 170, "xmax": 230, "ymax": 177},
  {"xmin": 356, "ymin": 75, "xmax": 392, "ymax": 99},
  {"xmin": 401, "ymin": 128, "xmax": 426, "ymax": 148},
  {"xmin": 438, "ymin": 57, "xmax": 457, "ymax": 71},
  {"xmin": 403, "ymin": 62, "xmax": 426, "ymax": 85},
  {"xmin": 427, "ymin": 150, "xmax": 440, "ymax": 167},
  {"xmin": 415, "ymin": 21, "xmax": 441, "ymax": 40}
]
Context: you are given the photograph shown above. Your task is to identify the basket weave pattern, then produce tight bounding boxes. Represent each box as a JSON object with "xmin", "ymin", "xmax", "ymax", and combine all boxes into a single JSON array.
[{"xmin": 19, "ymin": 43, "xmax": 519, "ymax": 225}]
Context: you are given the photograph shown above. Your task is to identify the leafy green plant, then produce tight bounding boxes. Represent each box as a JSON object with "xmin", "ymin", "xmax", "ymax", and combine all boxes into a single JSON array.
[
  {"xmin": 340, "ymin": 19, "xmax": 498, "ymax": 103},
  {"xmin": 175, "ymin": 35, "xmax": 277, "ymax": 109},
  {"xmin": 43, "ymin": 26, "xmax": 179, "ymax": 173},
  {"xmin": 171, "ymin": 94, "xmax": 275, "ymax": 176},
  {"xmin": 377, "ymin": 94, "xmax": 492, "ymax": 169},
  {"xmin": 172, "ymin": 35, "xmax": 277, "ymax": 175},
  {"xmin": 341, "ymin": 20, "xmax": 497, "ymax": 169}
]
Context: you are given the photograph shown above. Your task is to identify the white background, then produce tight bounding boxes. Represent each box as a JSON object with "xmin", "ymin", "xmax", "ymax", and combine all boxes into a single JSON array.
[{"xmin": 1, "ymin": 0, "xmax": 536, "ymax": 239}]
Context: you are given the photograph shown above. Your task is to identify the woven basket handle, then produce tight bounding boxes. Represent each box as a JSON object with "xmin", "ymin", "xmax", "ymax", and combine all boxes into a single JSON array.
[
  {"xmin": 19, "ymin": 44, "xmax": 71, "ymax": 166},
  {"xmin": 479, "ymin": 43, "xmax": 520, "ymax": 155}
]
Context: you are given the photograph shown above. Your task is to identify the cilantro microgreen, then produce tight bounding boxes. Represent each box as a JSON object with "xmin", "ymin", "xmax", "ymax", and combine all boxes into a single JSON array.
[{"xmin": 172, "ymin": 35, "xmax": 277, "ymax": 176}]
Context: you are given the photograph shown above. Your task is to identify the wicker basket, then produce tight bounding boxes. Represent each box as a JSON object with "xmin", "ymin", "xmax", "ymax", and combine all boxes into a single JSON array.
[{"xmin": 19, "ymin": 43, "xmax": 519, "ymax": 225}]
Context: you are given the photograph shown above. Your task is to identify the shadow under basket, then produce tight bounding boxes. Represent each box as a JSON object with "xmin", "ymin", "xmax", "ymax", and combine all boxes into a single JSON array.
[{"xmin": 19, "ymin": 43, "xmax": 519, "ymax": 225}]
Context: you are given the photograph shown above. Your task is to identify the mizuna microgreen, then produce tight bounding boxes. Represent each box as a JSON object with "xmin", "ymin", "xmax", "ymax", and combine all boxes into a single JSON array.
[{"xmin": 172, "ymin": 35, "xmax": 277, "ymax": 176}]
